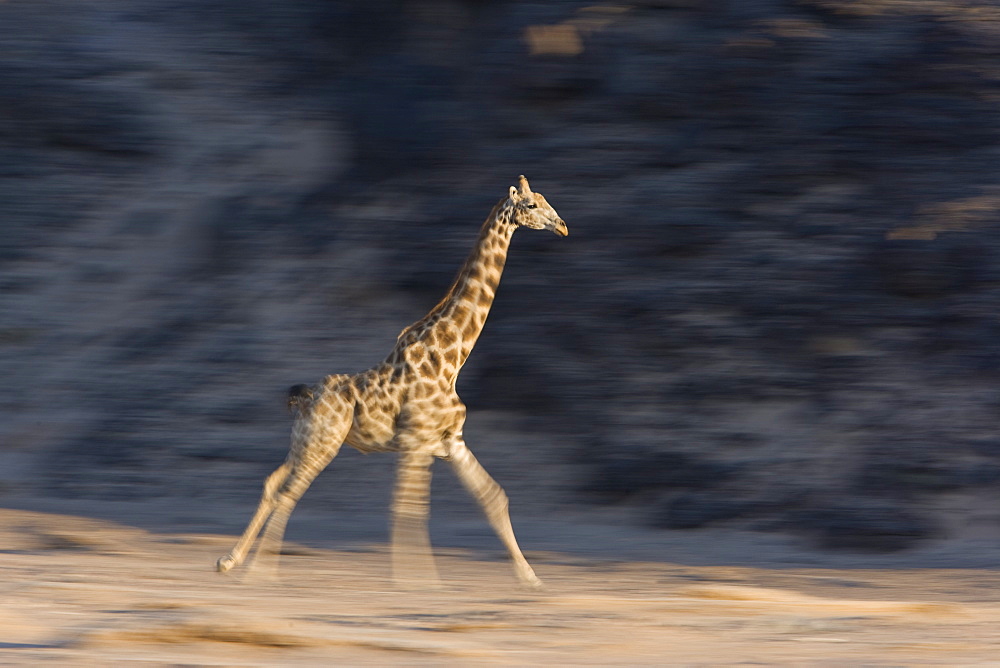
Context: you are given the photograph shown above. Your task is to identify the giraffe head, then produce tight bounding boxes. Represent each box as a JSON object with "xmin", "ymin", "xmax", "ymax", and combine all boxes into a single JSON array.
[{"xmin": 507, "ymin": 175, "xmax": 568, "ymax": 237}]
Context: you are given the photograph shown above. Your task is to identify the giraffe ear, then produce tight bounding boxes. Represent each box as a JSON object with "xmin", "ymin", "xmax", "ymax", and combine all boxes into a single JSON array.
[{"xmin": 509, "ymin": 185, "xmax": 520, "ymax": 201}]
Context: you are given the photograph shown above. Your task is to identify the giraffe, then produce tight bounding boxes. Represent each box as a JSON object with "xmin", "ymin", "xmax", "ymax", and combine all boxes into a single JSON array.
[{"xmin": 216, "ymin": 175, "xmax": 567, "ymax": 589}]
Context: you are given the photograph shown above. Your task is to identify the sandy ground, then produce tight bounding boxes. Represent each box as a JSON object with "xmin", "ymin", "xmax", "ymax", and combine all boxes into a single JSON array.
[{"xmin": 3, "ymin": 504, "xmax": 1000, "ymax": 667}]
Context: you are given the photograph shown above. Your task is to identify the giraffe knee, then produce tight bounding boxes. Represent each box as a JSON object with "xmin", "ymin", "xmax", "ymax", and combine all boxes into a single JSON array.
[{"xmin": 263, "ymin": 464, "xmax": 291, "ymax": 496}]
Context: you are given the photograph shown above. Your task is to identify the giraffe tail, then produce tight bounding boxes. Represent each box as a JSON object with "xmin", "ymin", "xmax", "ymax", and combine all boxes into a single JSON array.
[{"xmin": 287, "ymin": 384, "xmax": 315, "ymax": 414}]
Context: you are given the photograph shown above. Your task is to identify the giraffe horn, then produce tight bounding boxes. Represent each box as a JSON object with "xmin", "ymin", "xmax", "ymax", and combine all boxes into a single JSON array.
[{"xmin": 518, "ymin": 175, "xmax": 531, "ymax": 195}]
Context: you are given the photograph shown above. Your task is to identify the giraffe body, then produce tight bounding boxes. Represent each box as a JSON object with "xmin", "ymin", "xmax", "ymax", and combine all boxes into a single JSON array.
[{"xmin": 217, "ymin": 176, "xmax": 567, "ymax": 588}]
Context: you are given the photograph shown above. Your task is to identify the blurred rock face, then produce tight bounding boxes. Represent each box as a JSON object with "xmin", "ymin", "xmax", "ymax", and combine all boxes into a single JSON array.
[{"xmin": 3, "ymin": 0, "xmax": 1000, "ymax": 550}]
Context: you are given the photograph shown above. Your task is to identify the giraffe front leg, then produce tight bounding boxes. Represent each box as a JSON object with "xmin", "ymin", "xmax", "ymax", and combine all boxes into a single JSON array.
[
  {"xmin": 447, "ymin": 439, "xmax": 542, "ymax": 590},
  {"xmin": 217, "ymin": 461, "xmax": 292, "ymax": 573},
  {"xmin": 391, "ymin": 448, "xmax": 441, "ymax": 589}
]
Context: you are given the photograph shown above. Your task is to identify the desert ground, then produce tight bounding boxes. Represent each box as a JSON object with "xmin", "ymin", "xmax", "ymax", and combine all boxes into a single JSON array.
[{"xmin": 3, "ymin": 495, "xmax": 1000, "ymax": 666}]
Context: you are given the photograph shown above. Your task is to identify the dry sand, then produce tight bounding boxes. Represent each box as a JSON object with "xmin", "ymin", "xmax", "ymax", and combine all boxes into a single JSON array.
[{"xmin": 3, "ymin": 505, "xmax": 1000, "ymax": 666}]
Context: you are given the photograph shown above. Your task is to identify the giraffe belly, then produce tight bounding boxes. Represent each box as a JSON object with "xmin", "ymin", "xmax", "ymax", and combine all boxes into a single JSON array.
[
  {"xmin": 343, "ymin": 411, "xmax": 399, "ymax": 453},
  {"xmin": 345, "ymin": 437, "xmax": 399, "ymax": 454}
]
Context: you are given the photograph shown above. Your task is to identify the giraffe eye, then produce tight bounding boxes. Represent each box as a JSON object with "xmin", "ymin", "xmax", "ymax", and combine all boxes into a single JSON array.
[{"xmin": 526, "ymin": 204, "xmax": 537, "ymax": 209}]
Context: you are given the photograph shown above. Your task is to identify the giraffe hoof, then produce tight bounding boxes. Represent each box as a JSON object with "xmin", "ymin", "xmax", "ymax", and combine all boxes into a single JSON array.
[
  {"xmin": 519, "ymin": 574, "xmax": 544, "ymax": 591},
  {"xmin": 216, "ymin": 555, "xmax": 237, "ymax": 573}
]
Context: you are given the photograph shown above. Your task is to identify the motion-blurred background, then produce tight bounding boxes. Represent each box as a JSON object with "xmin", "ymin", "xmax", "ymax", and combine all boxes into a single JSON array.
[{"xmin": 2, "ymin": 0, "xmax": 1000, "ymax": 560}]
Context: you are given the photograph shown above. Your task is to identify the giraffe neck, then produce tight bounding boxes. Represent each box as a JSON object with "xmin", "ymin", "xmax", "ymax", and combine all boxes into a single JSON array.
[{"xmin": 407, "ymin": 199, "xmax": 516, "ymax": 367}]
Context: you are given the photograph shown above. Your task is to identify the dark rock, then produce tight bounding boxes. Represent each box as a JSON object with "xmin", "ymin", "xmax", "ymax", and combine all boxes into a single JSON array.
[
  {"xmin": 461, "ymin": 354, "xmax": 562, "ymax": 415},
  {"xmin": 114, "ymin": 317, "xmax": 203, "ymax": 362},
  {"xmin": 872, "ymin": 235, "xmax": 987, "ymax": 299},
  {"xmin": 190, "ymin": 196, "xmax": 311, "ymax": 276},
  {"xmin": 182, "ymin": 441, "xmax": 283, "ymax": 464},
  {"xmin": 649, "ymin": 491, "xmax": 753, "ymax": 529},
  {"xmin": 625, "ymin": 208, "xmax": 732, "ymax": 259},
  {"xmin": 784, "ymin": 501, "xmax": 936, "ymax": 552},
  {"xmin": 53, "ymin": 420, "xmax": 145, "ymax": 468},
  {"xmin": 118, "ymin": 210, "xmax": 170, "ymax": 236},
  {"xmin": 0, "ymin": 64, "xmax": 156, "ymax": 156},
  {"xmin": 580, "ymin": 449, "xmax": 733, "ymax": 502},
  {"xmin": 855, "ymin": 448, "xmax": 971, "ymax": 495},
  {"xmin": 343, "ymin": 57, "xmax": 471, "ymax": 178}
]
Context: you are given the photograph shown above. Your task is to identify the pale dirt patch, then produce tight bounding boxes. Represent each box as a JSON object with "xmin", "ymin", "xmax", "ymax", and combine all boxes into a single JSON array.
[{"xmin": 2, "ymin": 508, "xmax": 1000, "ymax": 666}]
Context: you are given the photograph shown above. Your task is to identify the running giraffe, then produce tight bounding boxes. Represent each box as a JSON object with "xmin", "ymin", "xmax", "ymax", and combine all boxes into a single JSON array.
[{"xmin": 217, "ymin": 176, "xmax": 567, "ymax": 588}]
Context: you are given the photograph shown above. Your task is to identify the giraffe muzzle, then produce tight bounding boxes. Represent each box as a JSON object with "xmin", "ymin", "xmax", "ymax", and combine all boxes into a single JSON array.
[{"xmin": 551, "ymin": 219, "xmax": 569, "ymax": 237}]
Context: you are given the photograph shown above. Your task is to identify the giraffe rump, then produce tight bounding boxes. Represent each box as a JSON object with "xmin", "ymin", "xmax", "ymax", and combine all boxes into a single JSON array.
[{"xmin": 287, "ymin": 384, "xmax": 315, "ymax": 413}]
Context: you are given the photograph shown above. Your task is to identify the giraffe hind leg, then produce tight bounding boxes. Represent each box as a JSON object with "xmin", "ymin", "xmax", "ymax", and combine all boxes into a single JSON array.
[
  {"xmin": 218, "ymin": 383, "xmax": 352, "ymax": 577},
  {"xmin": 217, "ymin": 461, "xmax": 292, "ymax": 573},
  {"xmin": 246, "ymin": 460, "xmax": 333, "ymax": 579},
  {"xmin": 447, "ymin": 439, "xmax": 542, "ymax": 589}
]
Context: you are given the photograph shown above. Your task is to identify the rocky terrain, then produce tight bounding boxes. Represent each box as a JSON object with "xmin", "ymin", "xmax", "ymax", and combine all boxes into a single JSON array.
[{"xmin": 3, "ymin": 0, "xmax": 1000, "ymax": 596}]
